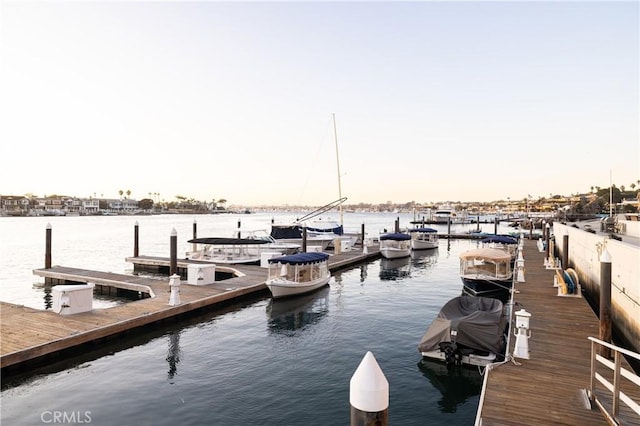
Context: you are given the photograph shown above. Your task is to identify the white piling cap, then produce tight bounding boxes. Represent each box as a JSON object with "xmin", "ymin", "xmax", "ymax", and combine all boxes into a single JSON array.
[
  {"xmin": 171, "ymin": 227, "xmax": 177, "ymax": 236},
  {"xmin": 349, "ymin": 351, "xmax": 389, "ymax": 412},
  {"xmin": 600, "ymin": 249, "xmax": 612, "ymax": 263}
]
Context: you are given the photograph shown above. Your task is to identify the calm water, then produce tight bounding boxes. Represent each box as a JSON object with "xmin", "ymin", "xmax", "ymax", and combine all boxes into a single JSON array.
[{"xmin": 0, "ymin": 213, "xmax": 514, "ymax": 425}]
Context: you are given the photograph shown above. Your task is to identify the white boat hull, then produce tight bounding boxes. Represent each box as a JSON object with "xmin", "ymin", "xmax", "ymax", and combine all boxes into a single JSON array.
[
  {"xmin": 380, "ymin": 247, "xmax": 411, "ymax": 259},
  {"xmin": 410, "ymin": 239, "xmax": 438, "ymax": 250},
  {"xmin": 266, "ymin": 275, "xmax": 331, "ymax": 299}
]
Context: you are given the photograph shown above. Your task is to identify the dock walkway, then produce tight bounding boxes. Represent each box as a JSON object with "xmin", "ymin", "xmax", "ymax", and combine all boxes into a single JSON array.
[
  {"xmin": 477, "ymin": 239, "xmax": 639, "ymax": 425},
  {"xmin": 1, "ymin": 246, "xmax": 379, "ymax": 371}
]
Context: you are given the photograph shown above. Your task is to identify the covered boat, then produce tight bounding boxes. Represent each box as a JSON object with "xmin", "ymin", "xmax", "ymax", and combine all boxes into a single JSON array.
[
  {"xmin": 266, "ymin": 252, "xmax": 331, "ymax": 299},
  {"xmin": 408, "ymin": 227, "xmax": 439, "ymax": 250},
  {"xmin": 459, "ymin": 247, "xmax": 513, "ymax": 298},
  {"xmin": 186, "ymin": 237, "xmax": 268, "ymax": 264},
  {"xmin": 379, "ymin": 232, "xmax": 411, "ymax": 259},
  {"xmin": 418, "ymin": 295, "xmax": 507, "ymax": 367}
]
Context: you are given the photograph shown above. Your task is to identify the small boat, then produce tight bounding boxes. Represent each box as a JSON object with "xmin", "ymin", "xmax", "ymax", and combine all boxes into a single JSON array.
[
  {"xmin": 270, "ymin": 224, "xmax": 336, "ymax": 251},
  {"xmin": 379, "ymin": 232, "xmax": 411, "ymax": 259},
  {"xmin": 266, "ymin": 252, "xmax": 332, "ymax": 299},
  {"xmin": 418, "ymin": 295, "xmax": 507, "ymax": 367},
  {"xmin": 240, "ymin": 229, "xmax": 301, "ymax": 255},
  {"xmin": 459, "ymin": 248, "xmax": 513, "ymax": 298},
  {"xmin": 186, "ymin": 237, "xmax": 269, "ymax": 264},
  {"xmin": 408, "ymin": 227, "xmax": 439, "ymax": 250}
]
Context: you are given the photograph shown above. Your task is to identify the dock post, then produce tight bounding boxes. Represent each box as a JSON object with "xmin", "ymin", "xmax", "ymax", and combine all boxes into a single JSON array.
[
  {"xmin": 302, "ymin": 227, "xmax": 307, "ymax": 252},
  {"xmin": 237, "ymin": 219, "xmax": 241, "ymax": 239},
  {"xmin": 447, "ymin": 217, "xmax": 451, "ymax": 236},
  {"xmin": 395, "ymin": 217, "xmax": 399, "ymax": 233},
  {"xmin": 494, "ymin": 217, "xmax": 498, "ymax": 234},
  {"xmin": 599, "ymin": 249, "xmax": 612, "ymax": 358},
  {"xmin": 45, "ymin": 223, "xmax": 52, "ymax": 269},
  {"xmin": 170, "ymin": 227, "xmax": 177, "ymax": 276},
  {"xmin": 192, "ymin": 220, "xmax": 197, "ymax": 252},
  {"xmin": 350, "ymin": 351, "xmax": 388, "ymax": 426},
  {"xmin": 545, "ymin": 223, "xmax": 551, "ymax": 263},
  {"xmin": 562, "ymin": 233, "xmax": 569, "ymax": 270},
  {"xmin": 134, "ymin": 221, "xmax": 139, "ymax": 258},
  {"xmin": 361, "ymin": 223, "xmax": 366, "ymax": 253}
]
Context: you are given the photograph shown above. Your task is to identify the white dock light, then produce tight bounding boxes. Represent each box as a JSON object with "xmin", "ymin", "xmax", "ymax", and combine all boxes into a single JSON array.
[
  {"xmin": 168, "ymin": 274, "xmax": 181, "ymax": 306},
  {"xmin": 514, "ymin": 309, "xmax": 532, "ymax": 359}
]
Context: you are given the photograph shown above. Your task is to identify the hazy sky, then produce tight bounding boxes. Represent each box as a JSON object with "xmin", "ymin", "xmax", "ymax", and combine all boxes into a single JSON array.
[{"xmin": 1, "ymin": 1, "xmax": 638, "ymax": 206}]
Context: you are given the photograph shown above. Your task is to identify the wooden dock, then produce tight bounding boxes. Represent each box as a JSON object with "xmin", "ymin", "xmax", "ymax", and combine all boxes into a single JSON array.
[
  {"xmin": 477, "ymin": 239, "xmax": 640, "ymax": 425},
  {"xmin": 1, "ymin": 246, "xmax": 379, "ymax": 371}
]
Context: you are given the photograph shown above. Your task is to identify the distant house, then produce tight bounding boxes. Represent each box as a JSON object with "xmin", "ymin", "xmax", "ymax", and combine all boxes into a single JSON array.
[{"xmin": 0, "ymin": 195, "xmax": 29, "ymax": 216}]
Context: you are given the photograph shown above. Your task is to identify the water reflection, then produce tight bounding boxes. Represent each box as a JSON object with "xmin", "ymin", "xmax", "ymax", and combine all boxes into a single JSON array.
[
  {"xmin": 266, "ymin": 287, "xmax": 330, "ymax": 334},
  {"xmin": 417, "ymin": 358, "xmax": 483, "ymax": 413},
  {"xmin": 379, "ymin": 257, "xmax": 411, "ymax": 281},
  {"xmin": 166, "ymin": 331, "xmax": 181, "ymax": 383},
  {"xmin": 410, "ymin": 249, "xmax": 439, "ymax": 269}
]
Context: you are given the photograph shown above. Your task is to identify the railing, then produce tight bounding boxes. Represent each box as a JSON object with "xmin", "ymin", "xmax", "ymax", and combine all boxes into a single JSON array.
[{"xmin": 588, "ymin": 336, "xmax": 640, "ymax": 425}]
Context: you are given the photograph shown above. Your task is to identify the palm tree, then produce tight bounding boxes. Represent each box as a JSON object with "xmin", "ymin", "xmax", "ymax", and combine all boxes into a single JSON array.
[
  {"xmin": 126, "ymin": 189, "xmax": 131, "ymax": 199},
  {"xmin": 118, "ymin": 190, "xmax": 124, "ymax": 199}
]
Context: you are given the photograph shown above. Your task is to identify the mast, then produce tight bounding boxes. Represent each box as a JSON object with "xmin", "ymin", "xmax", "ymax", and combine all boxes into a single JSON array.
[{"xmin": 333, "ymin": 113, "xmax": 344, "ymax": 226}]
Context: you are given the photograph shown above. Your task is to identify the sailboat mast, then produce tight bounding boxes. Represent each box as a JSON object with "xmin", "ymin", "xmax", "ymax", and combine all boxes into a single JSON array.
[{"xmin": 332, "ymin": 113, "xmax": 343, "ymax": 226}]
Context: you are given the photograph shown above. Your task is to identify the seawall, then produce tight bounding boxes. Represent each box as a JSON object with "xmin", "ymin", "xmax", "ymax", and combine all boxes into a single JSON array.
[{"xmin": 553, "ymin": 221, "xmax": 639, "ymax": 354}]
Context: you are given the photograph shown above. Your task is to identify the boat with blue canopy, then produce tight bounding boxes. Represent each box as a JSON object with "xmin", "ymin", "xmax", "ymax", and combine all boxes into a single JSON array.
[
  {"xmin": 266, "ymin": 252, "xmax": 332, "ymax": 298},
  {"xmin": 379, "ymin": 232, "xmax": 412, "ymax": 259}
]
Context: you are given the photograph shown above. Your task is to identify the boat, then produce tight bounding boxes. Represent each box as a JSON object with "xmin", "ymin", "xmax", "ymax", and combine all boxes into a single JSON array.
[
  {"xmin": 418, "ymin": 295, "xmax": 508, "ymax": 367},
  {"xmin": 239, "ymin": 229, "xmax": 301, "ymax": 255},
  {"xmin": 379, "ymin": 232, "xmax": 411, "ymax": 259},
  {"xmin": 265, "ymin": 252, "xmax": 332, "ymax": 298},
  {"xmin": 459, "ymin": 247, "xmax": 513, "ymax": 298},
  {"xmin": 408, "ymin": 227, "xmax": 439, "ymax": 250},
  {"xmin": 269, "ymin": 224, "xmax": 335, "ymax": 251},
  {"xmin": 186, "ymin": 237, "xmax": 269, "ymax": 264}
]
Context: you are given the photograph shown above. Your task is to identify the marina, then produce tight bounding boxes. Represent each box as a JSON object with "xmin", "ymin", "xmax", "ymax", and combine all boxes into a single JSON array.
[{"xmin": 1, "ymin": 213, "xmax": 639, "ymax": 425}]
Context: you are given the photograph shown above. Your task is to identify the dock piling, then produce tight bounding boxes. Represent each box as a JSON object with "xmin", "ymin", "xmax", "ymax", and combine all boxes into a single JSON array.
[
  {"xmin": 562, "ymin": 232, "xmax": 569, "ymax": 271},
  {"xmin": 134, "ymin": 221, "xmax": 139, "ymax": 258},
  {"xmin": 45, "ymin": 223, "xmax": 52, "ymax": 269},
  {"xmin": 170, "ymin": 228, "xmax": 177, "ymax": 276},
  {"xmin": 192, "ymin": 220, "xmax": 197, "ymax": 253},
  {"xmin": 350, "ymin": 351, "xmax": 388, "ymax": 426},
  {"xmin": 599, "ymin": 249, "xmax": 612, "ymax": 358}
]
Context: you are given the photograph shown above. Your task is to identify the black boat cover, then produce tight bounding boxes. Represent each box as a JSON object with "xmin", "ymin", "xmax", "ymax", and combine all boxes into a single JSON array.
[{"xmin": 418, "ymin": 295, "xmax": 506, "ymax": 355}]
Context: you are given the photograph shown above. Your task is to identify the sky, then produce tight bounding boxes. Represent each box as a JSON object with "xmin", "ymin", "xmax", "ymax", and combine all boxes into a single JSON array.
[{"xmin": 1, "ymin": 1, "xmax": 638, "ymax": 207}]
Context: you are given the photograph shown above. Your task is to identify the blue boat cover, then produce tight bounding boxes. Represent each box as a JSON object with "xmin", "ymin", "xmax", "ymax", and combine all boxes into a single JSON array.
[
  {"xmin": 380, "ymin": 232, "xmax": 411, "ymax": 241},
  {"xmin": 268, "ymin": 252, "xmax": 330, "ymax": 265},
  {"xmin": 481, "ymin": 235, "xmax": 517, "ymax": 245},
  {"xmin": 408, "ymin": 227, "xmax": 437, "ymax": 233}
]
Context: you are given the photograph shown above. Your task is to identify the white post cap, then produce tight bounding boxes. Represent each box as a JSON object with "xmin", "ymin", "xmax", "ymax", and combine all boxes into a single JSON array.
[
  {"xmin": 600, "ymin": 249, "xmax": 612, "ymax": 263},
  {"xmin": 349, "ymin": 351, "xmax": 389, "ymax": 412}
]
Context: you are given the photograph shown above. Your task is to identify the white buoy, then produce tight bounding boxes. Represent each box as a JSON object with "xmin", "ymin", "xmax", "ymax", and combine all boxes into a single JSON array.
[{"xmin": 350, "ymin": 351, "xmax": 389, "ymax": 425}]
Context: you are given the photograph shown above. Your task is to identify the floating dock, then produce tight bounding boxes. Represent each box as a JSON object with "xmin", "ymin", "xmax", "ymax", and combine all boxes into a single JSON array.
[{"xmin": 1, "ymin": 246, "xmax": 379, "ymax": 371}]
